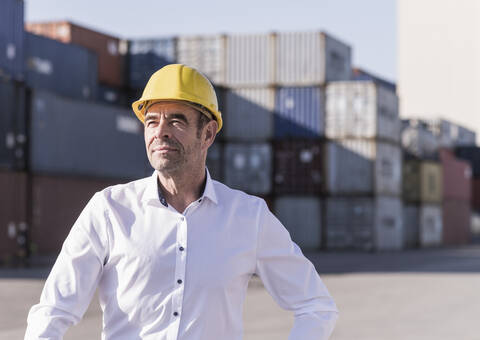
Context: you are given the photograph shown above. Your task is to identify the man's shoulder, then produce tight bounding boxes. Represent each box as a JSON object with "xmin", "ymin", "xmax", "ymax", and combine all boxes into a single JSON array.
[
  {"xmin": 94, "ymin": 176, "xmax": 152, "ymax": 204},
  {"xmin": 211, "ymin": 179, "xmax": 267, "ymax": 209}
]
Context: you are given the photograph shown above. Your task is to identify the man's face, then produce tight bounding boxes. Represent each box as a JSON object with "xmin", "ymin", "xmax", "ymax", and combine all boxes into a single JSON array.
[{"xmin": 144, "ymin": 101, "xmax": 208, "ymax": 174}]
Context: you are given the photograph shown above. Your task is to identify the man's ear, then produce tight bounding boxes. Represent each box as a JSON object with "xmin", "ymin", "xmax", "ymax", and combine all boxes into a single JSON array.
[{"xmin": 204, "ymin": 120, "xmax": 218, "ymax": 147}]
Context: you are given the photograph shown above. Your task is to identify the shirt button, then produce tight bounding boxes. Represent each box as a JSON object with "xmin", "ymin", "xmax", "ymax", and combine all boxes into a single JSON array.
[
  {"xmin": 180, "ymin": 216, "xmax": 185, "ymax": 221},
  {"xmin": 179, "ymin": 246, "xmax": 185, "ymax": 251},
  {"xmin": 177, "ymin": 279, "xmax": 183, "ymax": 284},
  {"xmin": 173, "ymin": 312, "xmax": 179, "ymax": 317}
]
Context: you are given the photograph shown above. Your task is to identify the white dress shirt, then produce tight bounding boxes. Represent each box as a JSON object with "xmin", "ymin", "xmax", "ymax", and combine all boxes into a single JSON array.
[{"xmin": 25, "ymin": 170, "xmax": 338, "ymax": 340}]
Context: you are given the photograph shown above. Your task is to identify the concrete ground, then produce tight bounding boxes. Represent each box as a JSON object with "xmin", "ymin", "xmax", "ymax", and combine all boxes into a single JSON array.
[{"xmin": 1, "ymin": 246, "xmax": 480, "ymax": 340}]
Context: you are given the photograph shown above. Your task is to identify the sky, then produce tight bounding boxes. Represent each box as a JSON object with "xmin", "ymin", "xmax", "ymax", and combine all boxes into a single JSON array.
[{"xmin": 25, "ymin": 0, "xmax": 397, "ymax": 82}]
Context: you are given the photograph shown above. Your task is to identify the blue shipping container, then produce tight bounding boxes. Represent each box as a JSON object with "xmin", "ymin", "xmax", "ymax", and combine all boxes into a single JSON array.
[
  {"xmin": 30, "ymin": 90, "xmax": 151, "ymax": 179},
  {"xmin": 274, "ymin": 87, "xmax": 325, "ymax": 138},
  {"xmin": 95, "ymin": 84, "xmax": 129, "ymax": 107},
  {"xmin": 25, "ymin": 33, "xmax": 98, "ymax": 100},
  {"xmin": 128, "ymin": 38, "xmax": 176, "ymax": 89},
  {"xmin": 0, "ymin": 0, "xmax": 24, "ymax": 80}
]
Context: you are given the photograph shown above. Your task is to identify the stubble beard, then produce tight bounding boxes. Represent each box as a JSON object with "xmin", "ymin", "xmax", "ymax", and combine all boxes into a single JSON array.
[{"xmin": 149, "ymin": 138, "xmax": 202, "ymax": 176}]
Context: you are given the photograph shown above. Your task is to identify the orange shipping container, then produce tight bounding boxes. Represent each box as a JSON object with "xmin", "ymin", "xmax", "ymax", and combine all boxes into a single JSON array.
[{"xmin": 25, "ymin": 21, "xmax": 126, "ymax": 87}]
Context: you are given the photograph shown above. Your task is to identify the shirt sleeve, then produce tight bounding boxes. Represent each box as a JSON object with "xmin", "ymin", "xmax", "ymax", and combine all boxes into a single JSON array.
[
  {"xmin": 254, "ymin": 200, "xmax": 338, "ymax": 340},
  {"xmin": 25, "ymin": 193, "xmax": 109, "ymax": 340}
]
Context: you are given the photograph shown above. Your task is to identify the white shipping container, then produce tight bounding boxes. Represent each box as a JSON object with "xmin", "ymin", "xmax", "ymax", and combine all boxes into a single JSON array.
[
  {"xmin": 224, "ymin": 87, "xmax": 274, "ymax": 140},
  {"xmin": 425, "ymin": 118, "xmax": 476, "ymax": 147},
  {"xmin": 403, "ymin": 205, "xmax": 419, "ymax": 248},
  {"xmin": 419, "ymin": 204, "xmax": 443, "ymax": 247},
  {"xmin": 401, "ymin": 119, "xmax": 439, "ymax": 159},
  {"xmin": 326, "ymin": 140, "xmax": 402, "ymax": 195},
  {"xmin": 274, "ymin": 196, "xmax": 322, "ymax": 250},
  {"xmin": 224, "ymin": 143, "xmax": 271, "ymax": 194},
  {"xmin": 225, "ymin": 33, "xmax": 275, "ymax": 86},
  {"xmin": 177, "ymin": 35, "xmax": 225, "ymax": 85},
  {"xmin": 326, "ymin": 81, "xmax": 400, "ymax": 143},
  {"xmin": 326, "ymin": 196, "xmax": 403, "ymax": 251}
]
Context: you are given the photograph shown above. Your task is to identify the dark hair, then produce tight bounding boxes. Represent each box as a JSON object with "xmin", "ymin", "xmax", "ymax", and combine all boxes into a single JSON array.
[{"xmin": 196, "ymin": 111, "xmax": 212, "ymax": 138}]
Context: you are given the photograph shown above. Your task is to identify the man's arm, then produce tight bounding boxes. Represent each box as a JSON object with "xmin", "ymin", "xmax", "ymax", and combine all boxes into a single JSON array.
[
  {"xmin": 255, "ymin": 200, "xmax": 338, "ymax": 340},
  {"xmin": 25, "ymin": 193, "xmax": 108, "ymax": 340}
]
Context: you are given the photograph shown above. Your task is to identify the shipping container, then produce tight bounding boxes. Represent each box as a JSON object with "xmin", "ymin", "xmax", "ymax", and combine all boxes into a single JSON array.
[
  {"xmin": 128, "ymin": 38, "xmax": 176, "ymax": 89},
  {"xmin": 274, "ymin": 196, "xmax": 322, "ymax": 250},
  {"xmin": 225, "ymin": 33, "xmax": 275, "ymax": 86},
  {"xmin": 440, "ymin": 149, "xmax": 471, "ymax": 201},
  {"xmin": 276, "ymin": 31, "xmax": 351, "ymax": 85},
  {"xmin": 351, "ymin": 68, "xmax": 396, "ymax": 92},
  {"xmin": 0, "ymin": 0, "xmax": 24, "ymax": 80},
  {"xmin": 206, "ymin": 142, "xmax": 223, "ymax": 182},
  {"xmin": 326, "ymin": 140, "xmax": 402, "ymax": 195},
  {"xmin": 224, "ymin": 87, "xmax": 274, "ymax": 140},
  {"xmin": 273, "ymin": 139, "xmax": 324, "ymax": 194},
  {"xmin": 326, "ymin": 81, "xmax": 400, "ymax": 143},
  {"xmin": 472, "ymin": 179, "xmax": 480, "ymax": 212},
  {"xmin": 29, "ymin": 175, "xmax": 119, "ymax": 256},
  {"xmin": 455, "ymin": 146, "xmax": 480, "ymax": 178},
  {"xmin": 419, "ymin": 204, "xmax": 442, "ymax": 247},
  {"xmin": 224, "ymin": 142, "xmax": 271, "ymax": 194},
  {"xmin": 29, "ymin": 90, "xmax": 151, "ymax": 179},
  {"xmin": 177, "ymin": 35, "xmax": 225, "ymax": 85},
  {"xmin": 401, "ymin": 119, "xmax": 439, "ymax": 159},
  {"xmin": 26, "ymin": 21, "xmax": 127, "ymax": 87},
  {"xmin": 326, "ymin": 196, "xmax": 403, "ymax": 251},
  {"xmin": 25, "ymin": 32, "xmax": 98, "ymax": 100},
  {"xmin": 471, "ymin": 212, "xmax": 480, "ymax": 243},
  {"xmin": 442, "ymin": 199, "xmax": 471, "ymax": 245},
  {"xmin": 425, "ymin": 119, "xmax": 476, "ymax": 147},
  {"xmin": 403, "ymin": 160, "xmax": 443, "ymax": 203},
  {"xmin": 0, "ymin": 79, "xmax": 27, "ymax": 170},
  {"xmin": 403, "ymin": 204, "xmax": 419, "ymax": 248},
  {"xmin": 0, "ymin": 171, "xmax": 28, "ymax": 264},
  {"xmin": 274, "ymin": 86, "xmax": 325, "ymax": 138}
]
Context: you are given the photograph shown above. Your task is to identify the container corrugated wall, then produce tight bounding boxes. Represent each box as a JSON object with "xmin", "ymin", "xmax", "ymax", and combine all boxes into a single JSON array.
[
  {"xmin": 224, "ymin": 143, "xmax": 271, "ymax": 194},
  {"xmin": 30, "ymin": 90, "xmax": 151, "ymax": 179},
  {"xmin": 128, "ymin": 38, "xmax": 176, "ymax": 89},
  {"xmin": 25, "ymin": 33, "xmax": 98, "ymax": 100},
  {"xmin": 26, "ymin": 21, "xmax": 127, "ymax": 87},
  {"xmin": 419, "ymin": 204, "xmax": 442, "ymax": 247},
  {"xmin": 274, "ymin": 196, "xmax": 322, "ymax": 250},
  {"xmin": 403, "ymin": 205, "xmax": 419, "ymax": 248},
  {"xmin": 177, "ymin": 35, "xmax": 225, "ymax": 85},
  {"xmin": 403, "ymin": 161, "xmax": 443, "ymax": 203},
  {"xmin": 0, "ymin": 79, "xmax": 26, "ymax": 170},
  {"xmin": 273, "ymin": 139, "xmax": 324, "ymax": 194},
  {"xmin": 30, "ymin": 175, "xmax": 118, "ymax": 256},
  {"xmin": 0, "ymin": 171, "xmax": 27, "ymax": 263},
  {"xmin": 0, "ymin": 0, "xmax": 24, "ymax": 80},
  {"xmin": 326, "ymin": 81, "xmax": 400, "ymax": 142},
  {"xmin": 226, "ymin": 33, "xmax": 274, "ymax": 87},
  {"xmin": 224, "ymin": 87, "xmax": 274, "ymax": 140},
  {"xmin": 274, "ymin": 87, "xmax": 325, "ymax": 138},
  {"xmin": 443, "ymin": 200, "xmax": 471, "ymax": 245},
  {"xmin": 326, "ymin": 140, "xmax": 402, "ymax": 195},
  {"xmin": 375, "ymin": 196, "xmax": 403, "ymax": 250},
  {"xmin": 455, "ymin": 146, "xmax": 480, "ymax": 178}
]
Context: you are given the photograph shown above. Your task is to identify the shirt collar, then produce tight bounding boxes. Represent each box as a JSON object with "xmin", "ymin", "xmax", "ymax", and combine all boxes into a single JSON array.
[{"xmin": 142, "ymin": 169, "xmax": 218, "ymax": 206}]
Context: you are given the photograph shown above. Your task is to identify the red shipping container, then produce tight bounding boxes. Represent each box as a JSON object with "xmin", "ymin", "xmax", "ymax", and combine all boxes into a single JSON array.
[
  {"xmin": 472, "ymin": 179, "xmax": 480, "ymax": 212},
  {"xmin": 273, "ymin": 139, "xmax": 324, "ymax": 194},
  {"xmin": 440, "ymin": 148, "xmax": 471, "ymax": 201},
  {"xmin": 30, "ymin": 175, "xmax": 119, "ymax": 256},
  {"xmin": 25, "ymin": 21, "xmax": 126, "ymax": 87},
  {"xmin": 443, "ymin": 199, "xmax": 471, "ymax": 245},
  {"xmin": 0, "ymin": 171, "xmax": 28, "ymax": 263}
]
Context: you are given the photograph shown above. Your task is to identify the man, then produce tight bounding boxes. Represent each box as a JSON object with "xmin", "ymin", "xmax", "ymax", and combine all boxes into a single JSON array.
[{"xmin": 25, "ymin": 64, "xmax": 338, "ymax": 339}]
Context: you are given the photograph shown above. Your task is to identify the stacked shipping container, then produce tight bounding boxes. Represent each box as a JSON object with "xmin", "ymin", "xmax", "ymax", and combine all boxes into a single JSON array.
[{"xmin": 0, "ymin": 0, "xmax": 24, "ymax": 80}]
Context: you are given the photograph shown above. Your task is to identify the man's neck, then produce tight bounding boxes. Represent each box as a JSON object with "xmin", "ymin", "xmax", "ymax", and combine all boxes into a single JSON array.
[{"xmin": 157, "ymin": 165, "xmax": 206, "ymax": 214}]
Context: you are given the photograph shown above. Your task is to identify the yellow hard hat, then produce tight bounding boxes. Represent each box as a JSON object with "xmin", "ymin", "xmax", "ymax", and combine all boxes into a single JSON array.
[{"xmin": 132, "ymin": 64, "xmax": 223, "ymax": 132}]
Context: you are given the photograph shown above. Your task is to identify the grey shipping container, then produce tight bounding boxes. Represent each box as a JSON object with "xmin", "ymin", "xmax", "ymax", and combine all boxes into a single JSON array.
[
  {"xmin": 275, "ymin": 86, "xmax": 325, "ymax": 138},
  {"xmin": 25, "ymin": 32, "xmax": 98, "ymax": 100},
  {"xmin": 326, "ymin": 81, "xmax": 400, "ymax": 143},
  {"xmin": 224, "ymin": 87, "xmax": 274, "ymax": 141},
  {"xmin": 128, "ymin": 38, "xmax": 176, "ymax": 89},
  {"xmin": 0, "ymin": 171, "xmax": 28, "ymax": 264},
  {"xmin": 224, "ymin": 142, "xmax": 272, "ymax": 194},
  {"xmin": 401, "ymin": 119, "xmax": 440, "ymax": 159},
  {"xmin": 419, "ymin": 204, "xmax": 442, "ymax": 247},
  {"xmin": 276, "ymin": 31, "xmax": 351, "ymax": 85},
  {"xmin": 425, "ymin": 118, "xmax": 476, "ymax": 148},
  {"xmin": 206, "ymin": 142, "xmax": 223, "ymax": 182},
  {"xmin": 273, "ymin": 139, "xmax": 324, "ymax": 194},
  {"xmin": 0, "ymin": 0, "xmax": 24, "ymax": 80},
  {"xmin": 326, "ymin": 196, "xmax": 403, "ymax": 251},
  {"xmin": 403, "ymin": 205, "xmax": 419, "ymax": 248},
  {"xmin": 0, "ymin": 79, "xmax": 27, "ymax": 170},
  {"xmin": 274, "ymin": 196, "xmax": 322, "ymax": 250},
  {"xmin": 30, "ymin": 174, "xmax": 119, "ymax": 256},
  {"xmin": 326, "ymin": 140, "xmax": 402, "ymax": 196},
  {"xmin": 351, "ymin": 68, "xmax": 396, "ymax": 92},
  {"xmin": 95, "ymin": 84, "xmax": 129, "ymax": 107},
  {"xmin": 30, "ymin": 90, "xmax": 151, "ymax": 179}
]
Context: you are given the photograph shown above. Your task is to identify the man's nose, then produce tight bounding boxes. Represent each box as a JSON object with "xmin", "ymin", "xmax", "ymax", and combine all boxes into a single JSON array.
[{"xmin": 154, "ymin": 117, "xmax": 171, "ymax": 139}]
